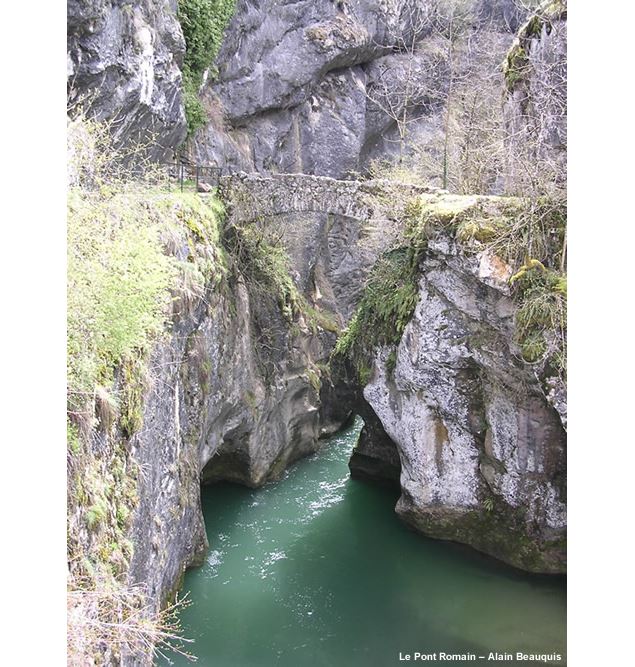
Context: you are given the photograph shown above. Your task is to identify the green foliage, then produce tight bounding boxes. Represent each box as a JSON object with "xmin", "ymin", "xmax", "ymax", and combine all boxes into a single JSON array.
[
  {"xmin": 178, "ymin": 0, "xmax": 237, "ymax": 136},
  {"xmin": 223, "ymin": 223, "xmax": 302, "ymax": 322},
  {"xmin": 512, "ymin": 267, "xmax": 566, "ymax": 370},
  {"xmin": 519, "ymin": 332, "xmax": 547, "ymax": 363},
  {"xmin": 182, "ymin": 73, "xmax": 209, "ymax": 137},
  {"xmin": 116, "ymin": 504, "xmax": 131, "ymax": 530},
  {"xmin": 386, "ymin": 349, "xmax": 397, "ymax": 376},
  {"xmin": 67, "ymin": 192, "xmax": 178, "ymax": 412},
  {"xmin": 333, "ymin": 248, "xmax": 421, "ymax": 384},
  {"xmin": 68, "ymin": 184, "xmax": 227, "ymax": 438},
  {"xmin": 86, "ymin": 502, "xmax": 107, "ymax": 530},
  {"xmin": 67, "ymin": 420, "xmax": 81, "ymax": 455}
]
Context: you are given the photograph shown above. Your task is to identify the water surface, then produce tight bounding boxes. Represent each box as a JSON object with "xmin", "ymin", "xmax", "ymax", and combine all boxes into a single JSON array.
[{"xmin": 163, "ymin": 419, "xmax": 565, "ymax": 666}]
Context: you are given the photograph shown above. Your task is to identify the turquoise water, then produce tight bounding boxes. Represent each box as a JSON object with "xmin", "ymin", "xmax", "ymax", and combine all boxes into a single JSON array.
[{"xmin": 162, "ymin": 419, "xmax": 566, "ymax": 667}]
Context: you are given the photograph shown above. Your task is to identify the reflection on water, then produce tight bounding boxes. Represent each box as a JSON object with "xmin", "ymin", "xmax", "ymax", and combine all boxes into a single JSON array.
[{"xmin": 160, "ymin": 418, "xmax": 566, "ymax": 667}]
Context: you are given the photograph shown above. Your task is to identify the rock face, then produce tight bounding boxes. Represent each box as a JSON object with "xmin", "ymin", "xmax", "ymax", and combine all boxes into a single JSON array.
[
  {"xmin": 219, "ymin": 175, "xmax": 566, "ymax": 573},
  {"xmin": 351, "ymin": 229, "xmax": 566, "ymax": 573},
  {"xmin": 503, "ymin": 0, "xmax": 567, "ymax": 192},
  {"xmin": 67, "ymin": 0, "xmax": 187, "ymax": 161},
  {"xmin": 189, "ymin": 0, "xmax": 535, "ymax": 187},
  {"xmin": 70, "ymin": 177, "xmax": 565, "ymax": 667},
  {"xmin": 186, "ymin": 1, "xmax": 437, "ymax": 177},
  {"xmin": 126, "ymin": 180, "xmax": 566, "ymax": 631},
  {"xmin": 126, "ymin": 214, "xmax": 332, "ymax": 627},
  {"xmin": 127, "ymin": 277, "xmax": 335, "ymax": 619},
  {"xmin": 126, "ymin": 174, "xmax": 436, "ymax": 631},
  {"xmin": 65, "ymin": 0, "xmax": 542, "ymax": 186}
]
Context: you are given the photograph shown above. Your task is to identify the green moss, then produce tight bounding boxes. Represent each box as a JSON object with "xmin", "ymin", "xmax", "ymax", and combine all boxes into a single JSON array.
[
  {"xmin": 456, "ymin": 217, "xmax": 507, "ymax": 243},
  {"xmin": 68, "ymin": 190, "xmax": 228, "ymax": 445},
  {"xmin": 67, "ymin": 191, "xmax": 178, "ymax": 414},
  {"xmin": 304, "ymin": 304, "xmax": 340, "ymax": 335},
  {"xmin": 333, "ymin": 247, "xmax": 421, "ymax": 384},
  {"xmin": 119, "ymin": 357, "xmax": 145, "ymax": 438},
  {"xmin": 243, "ymin": 390, "xmax": 258, "ymax": 411},
  {"xmin": 67, "ymin": 420, "xmax": 81, "ymax": 455},
  {"xmin": 504, "ymin": 44, "xmax": 530, "ymax": 90},
  {"xmin": 525, "ymin": 15, "xmax": 543, "ymax": 38},
  {"xmin": 405, "ymin": 193, "xmax": 481, "ymax": 244}
]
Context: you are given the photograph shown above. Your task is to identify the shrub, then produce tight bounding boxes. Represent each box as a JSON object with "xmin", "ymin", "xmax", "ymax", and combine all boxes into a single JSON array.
[
  {"xmin": 512, "ymin": 267, "xmax": 566, "ymax": 371},
  {"xmin": 67, "ymin": 583, "xmax": 194, "ymax": 666},
  {"xmin": 223, "ymin": 222, "xmax": 302, "ymax": 322},
  {"xmin": 178, "ymin": 0, "xmax": 237, "ymax": 136},
  {"xmin": 67, "ymin": 191, "xmax": 178, "ymax": 412},
  {"xmin": 333, "ymin": 248, "xmax": 421, "ymax": 383}
]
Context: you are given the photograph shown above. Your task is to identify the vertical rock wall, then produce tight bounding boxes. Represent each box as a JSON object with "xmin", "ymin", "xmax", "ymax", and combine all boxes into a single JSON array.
[
  {"xmin": 359, "ymin": 240, "xmax": 567, "ymax": 572},
  {"xmin": 67, "ymin": 0, "xmax": 187, "ymax": 160}
]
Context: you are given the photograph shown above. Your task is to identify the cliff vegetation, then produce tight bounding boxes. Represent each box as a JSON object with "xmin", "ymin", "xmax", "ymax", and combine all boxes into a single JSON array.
[
  {"xmin": 178, "ymin": 0, "xmax": 237, "ymax": 136},
  {"xmin": 67, "ymin": 115, "xmax": 227, "ymax": 665}
]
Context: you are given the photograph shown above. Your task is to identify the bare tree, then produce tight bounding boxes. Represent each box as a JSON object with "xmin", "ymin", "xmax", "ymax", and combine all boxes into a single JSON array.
[
  {"xmin": 502, "ymin": 0, "xmax": 567, "ymax": 196},
  {"xmin": 365, "ymin": 2, "xmax": 443, "ymax": 163}
]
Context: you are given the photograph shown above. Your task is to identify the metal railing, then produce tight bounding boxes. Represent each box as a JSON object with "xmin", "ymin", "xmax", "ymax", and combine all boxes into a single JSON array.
[{"xmin": 162, "ymin": 162, "xmax": 224, "ymax": 192}]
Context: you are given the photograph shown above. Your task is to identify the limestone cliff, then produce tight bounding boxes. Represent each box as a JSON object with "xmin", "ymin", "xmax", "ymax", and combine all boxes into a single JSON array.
[
  {"xmin": 68, "ymin": 173, "xmax": 566, "ymax": 667},
  {"xmin": 69, "ymin": 175, "xmax": 441, "ymax": 665},
  {"xmin": 361, "ymin": 237, "xmax": 565, "ymax": 573},
  {"xmin": 66, "ymin": 0, "xmax": 541, "ymax": 188},
  {"xmin": 67, "ymin": 0, "xmax": 187, "ymax": 160},
  {"xmin": 189, "ymin": 0, "xmax": 531, "ymax": 185},
  {"xmin": 332, "ymin": 190, "xmax": 567, "ymax": 573}
]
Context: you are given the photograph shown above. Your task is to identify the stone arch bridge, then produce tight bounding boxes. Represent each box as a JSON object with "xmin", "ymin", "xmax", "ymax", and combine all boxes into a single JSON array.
[
  {"xmin": 219, "ymin": 172, "xmax": 437, "ymax": 224},
  {"xmin": 217, "ymin": 172, "xmax": 439, "ymax": 320}
]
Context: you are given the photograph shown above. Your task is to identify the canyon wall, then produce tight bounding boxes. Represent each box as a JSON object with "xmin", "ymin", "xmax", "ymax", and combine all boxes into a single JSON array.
[
  {"xmin": 68, "ymin": 174, "xmax": 566, "ymax": 667},
  {"xmin": 67, "ymin": 3, "xmax": 567, "ymax": 663},
  {"xmin": 67, "ymin": 0, "xmax": 187, "ymax": 160},
  {"xmin": 191, "ymin": 0, "xmax": 526, "ymax": 183},
  {"xmin": 67, "ymin": 0, "xmax": 535, "ymax": 187},
  {"xmin": 353, "ymin": 221, "xmax": 566, "ymax": 573},
  {"xmin": 111, "ymin": 176, "xmax": 436, "ymax": 656},
  {"xmin": 130, "ymin": 177, "xmax": 566, "ymax": 588}
]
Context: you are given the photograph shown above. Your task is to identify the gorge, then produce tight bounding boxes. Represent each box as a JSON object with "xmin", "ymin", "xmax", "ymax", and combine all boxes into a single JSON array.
[{"xmin": 66, "ymin": 1, "xmax": 567, "ymax": 665}]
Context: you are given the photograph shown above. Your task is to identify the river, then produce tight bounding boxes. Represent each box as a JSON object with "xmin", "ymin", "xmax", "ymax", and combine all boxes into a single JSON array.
[{"xmin": 161, "ymin": 418, "xmax": 566, "ymax": 666}]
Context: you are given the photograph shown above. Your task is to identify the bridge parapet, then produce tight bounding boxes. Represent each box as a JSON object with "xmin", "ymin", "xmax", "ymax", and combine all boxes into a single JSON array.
[{"xmin": 219, "ymin": 172, "xmax": 440, "ymax": 224}]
